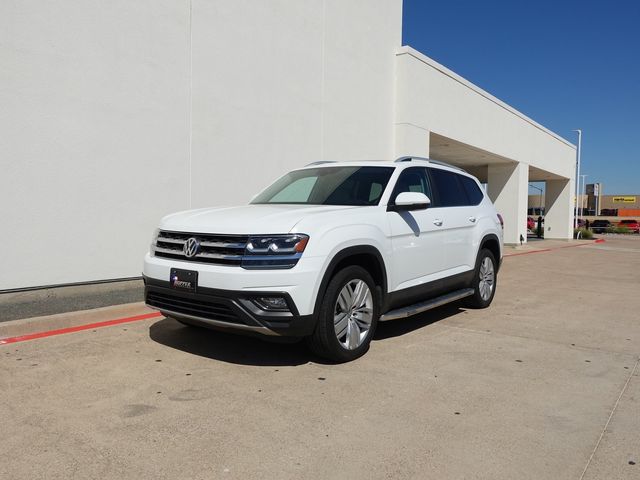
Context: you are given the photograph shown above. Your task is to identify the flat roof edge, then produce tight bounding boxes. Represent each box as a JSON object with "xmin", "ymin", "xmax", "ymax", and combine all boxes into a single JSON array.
[{"xmin": 396, "ymin": 46, "xmax": 576, "ymax": 150}]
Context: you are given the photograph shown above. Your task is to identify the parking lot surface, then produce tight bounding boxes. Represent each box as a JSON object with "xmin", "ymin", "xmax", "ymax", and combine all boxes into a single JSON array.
[{"xmin": 1, "ymin": 237, "xmax": 639, "ymax": 479}]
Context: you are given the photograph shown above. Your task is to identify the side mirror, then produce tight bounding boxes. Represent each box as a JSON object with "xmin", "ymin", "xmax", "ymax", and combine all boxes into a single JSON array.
[{"xmin": 388, "ymin": 191, "xmax": 431, "ymax": 212}]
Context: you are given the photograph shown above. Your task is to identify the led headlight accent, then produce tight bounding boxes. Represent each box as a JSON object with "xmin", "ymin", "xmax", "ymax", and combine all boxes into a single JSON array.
[
  {"xmin": 245, "ymin": 234, "xmax": 308, "ymax": 254},
  {"xmin": 242, "ymin": 234, "xmax": 309, "ymax": 269}
]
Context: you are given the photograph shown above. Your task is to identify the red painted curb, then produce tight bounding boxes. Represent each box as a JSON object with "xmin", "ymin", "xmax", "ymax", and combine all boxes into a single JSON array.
[
  {"xmin": 504, "ymin": 239, "xmax": 604, "ymax": 258},
  {"xmin": 0, "ymin": 311, "xmax": 162, "ymax": 345},
  {"xmin": 504, "ymin": 248, "xmax": 553, "ymax": 257}
]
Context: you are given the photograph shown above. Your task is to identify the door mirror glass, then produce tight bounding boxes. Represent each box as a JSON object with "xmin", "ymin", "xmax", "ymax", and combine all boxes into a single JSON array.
[{"xmin": 391, "ymin": 192, "xmax": 431, "ymax": 211}]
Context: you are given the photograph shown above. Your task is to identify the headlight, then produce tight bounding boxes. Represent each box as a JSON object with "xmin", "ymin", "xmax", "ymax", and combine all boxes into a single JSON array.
[
  {"xmin": 241, "ymin": 234, "xmax": 309, "ymax": 269},
  {"xmin": 149, "ymin": 228, "xmax": 159, "ymax": 256}
]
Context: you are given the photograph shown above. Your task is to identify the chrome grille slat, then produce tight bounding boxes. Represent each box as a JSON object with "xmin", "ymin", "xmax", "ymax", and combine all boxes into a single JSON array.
[
  {"xmin": 154, "ymin": 230, "xmax": 249, "ymax": 266},
  {"xmin": 196, "ymin": 251, "xmax": 243, "ymax": 260},
  {"xmin": 199, "ymin": 240, "xmax": 245, "ymax": 249},
  {"xmin": 154, "ymin": 246, "xmax": 183, "ymax": 254},
  {"xmin": 158, "ymin": 237, "xmax": 186, "ymax": 245}
]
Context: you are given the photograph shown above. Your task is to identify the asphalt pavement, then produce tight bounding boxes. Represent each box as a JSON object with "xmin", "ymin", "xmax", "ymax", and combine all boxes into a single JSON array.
[{"xmin": 1, "ymin": 237, "xmax": 639, "ymax": 479}]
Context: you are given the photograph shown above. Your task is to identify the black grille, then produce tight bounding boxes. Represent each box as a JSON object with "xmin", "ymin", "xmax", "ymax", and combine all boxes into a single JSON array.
[
  {"xmin": 146, "ymin": 291, "xmax": 243, "ymax": 324},
  {"xmin": 154, "ymin": 231, "xmax": 248, "ymax": 265}
]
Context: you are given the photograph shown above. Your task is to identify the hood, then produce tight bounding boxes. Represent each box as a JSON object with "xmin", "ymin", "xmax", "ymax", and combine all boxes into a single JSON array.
[{"xmin": 159, "ymin": 204, "xmax": 359, "ymax": 234}]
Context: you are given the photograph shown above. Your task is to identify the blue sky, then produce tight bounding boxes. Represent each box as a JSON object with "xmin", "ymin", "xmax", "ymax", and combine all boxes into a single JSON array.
[{"xmin": 402, "ymin": 0, "xmax": 640, "ymax": 195}]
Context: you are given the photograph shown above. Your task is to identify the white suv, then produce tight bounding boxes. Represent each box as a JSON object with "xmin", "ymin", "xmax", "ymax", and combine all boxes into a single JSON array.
[{"xmin": 144, "ymin": 157, "xmax": 503, "ymax": 362}]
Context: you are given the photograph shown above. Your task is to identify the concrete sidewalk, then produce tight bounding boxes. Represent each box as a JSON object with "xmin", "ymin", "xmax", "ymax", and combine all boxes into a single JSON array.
[{"xmin": 1, "ymin": 237, "xmax": 639, "ymax": 479}]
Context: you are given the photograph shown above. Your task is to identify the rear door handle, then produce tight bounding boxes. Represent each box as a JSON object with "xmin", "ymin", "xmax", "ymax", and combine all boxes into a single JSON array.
[
  {"xmin": 468, "ymin": 216, "xmax": 477, "ymax": 223},
  {"xmin": 433, "ymin": 219, "xmax": 443, "ymax": 227}
]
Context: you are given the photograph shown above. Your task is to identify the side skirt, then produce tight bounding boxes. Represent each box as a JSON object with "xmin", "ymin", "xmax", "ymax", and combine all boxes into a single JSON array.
[{"xmin": 380, "ymin": 288, "xmax": 474, "ymax": 321}]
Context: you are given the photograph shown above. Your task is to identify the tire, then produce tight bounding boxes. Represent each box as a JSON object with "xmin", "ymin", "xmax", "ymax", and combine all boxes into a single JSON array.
[
  {"xmin": 465, "ymin": 248, "xmax": 497, "ymax": 309},
  {"xmin": 306, "ymin": 265, "xmax": 380, "ymax": 363}
]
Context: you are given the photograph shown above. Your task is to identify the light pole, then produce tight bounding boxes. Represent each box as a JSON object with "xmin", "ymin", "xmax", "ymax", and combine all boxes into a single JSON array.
[
  {"xmin": 573, "ymin": 129, "xmax": 582, "ymax": 228},
  {"xmin": 579, "ymin": 174, "xmax": 588, "ymax": 217}
]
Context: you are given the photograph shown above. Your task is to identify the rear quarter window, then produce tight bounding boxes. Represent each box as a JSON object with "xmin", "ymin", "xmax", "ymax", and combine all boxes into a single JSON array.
[{"xmin": 459, "ymin": 175, "xmax": 484, "ymax": 205}]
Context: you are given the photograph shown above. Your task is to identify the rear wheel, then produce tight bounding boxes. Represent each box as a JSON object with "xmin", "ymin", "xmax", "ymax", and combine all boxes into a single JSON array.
[
  {"xmin": 465, "ymin": 248, "xmax": 497, "ymax": 309},
  {"xmin": 307, "ymin": 266, "xmax": 379, "ymax": 363}
]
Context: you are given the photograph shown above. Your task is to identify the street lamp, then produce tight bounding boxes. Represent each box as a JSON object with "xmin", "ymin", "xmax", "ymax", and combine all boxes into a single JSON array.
[{"xmin": 573, "ymin": 129, "xmax": 582, "ymax": 228}]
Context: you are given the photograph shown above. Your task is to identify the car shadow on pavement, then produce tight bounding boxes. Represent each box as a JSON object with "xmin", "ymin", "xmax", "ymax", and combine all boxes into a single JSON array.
[
  {"xmin": 149, "ymin": 303, "xmax": 466, "ymax": 367},
  {"xmin": 374, "ymin": 303, "xmax": 465, "ymax": 340},
  {"xmin": 148, "ymin": 317, "xmax": 317, "ymax": 367}
]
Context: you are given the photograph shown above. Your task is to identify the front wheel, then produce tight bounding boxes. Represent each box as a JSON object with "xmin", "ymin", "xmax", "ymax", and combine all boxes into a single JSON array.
[
  {"xmin": 306, "ymin": 265, "xmax": 379, "ymax": 363},
  {"xmin": 465, "ymin": 248, "xmax": 497, "ymax": 309}
]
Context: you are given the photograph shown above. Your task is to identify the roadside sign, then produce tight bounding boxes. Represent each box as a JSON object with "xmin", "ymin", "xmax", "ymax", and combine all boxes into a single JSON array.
[{"xmin": 613, "ymin": 196, "xmax": 636, "ymax": 203}]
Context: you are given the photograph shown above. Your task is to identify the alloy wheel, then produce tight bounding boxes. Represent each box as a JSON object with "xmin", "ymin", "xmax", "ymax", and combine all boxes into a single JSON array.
[{"xmin": 333, "ymin": 279, "xmax": 373, "ymax": 350}]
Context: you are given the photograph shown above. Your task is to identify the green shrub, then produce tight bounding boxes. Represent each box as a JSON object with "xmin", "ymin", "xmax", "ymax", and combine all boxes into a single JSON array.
[
  {"xmin": 574, "ymin": 228, "xmax": 593, "ymax": 239},
  {"xmin": 605, "ymin": 226, "xmax": 616, "ymax": 234},
  {"xmin": 614, "ymin": 226, "xmax": 631, "ymax": 234}
]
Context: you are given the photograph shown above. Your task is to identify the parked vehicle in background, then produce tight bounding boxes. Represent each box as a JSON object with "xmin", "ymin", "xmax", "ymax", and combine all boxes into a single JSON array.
[
  {"xmin": 576, "ymin": 219, "xmax": 586, "ymax": 228},
  {"xmin": 527, "ymin": 217, "xmax": 535, "ymax": 230},
  {"xmin": 143, "ymin": 157, "xmax": 504, "ymax": 362},
  {"xmin": 590, "ymin": 220, "xmax": 612, "ymax": 234},
  {"xmin": 617, "ymin": 219, "xmax": 640, "ymax": 233}
]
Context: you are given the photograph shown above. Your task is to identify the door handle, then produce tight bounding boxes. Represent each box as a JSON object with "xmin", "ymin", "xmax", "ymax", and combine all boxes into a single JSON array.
[
  {"xmin": 433, "ymin": 219, "xmax": 443, "ymax": 227},
  {"xmin": 468, "ymin": 216, "xmax": 477, "ymax": 223}
]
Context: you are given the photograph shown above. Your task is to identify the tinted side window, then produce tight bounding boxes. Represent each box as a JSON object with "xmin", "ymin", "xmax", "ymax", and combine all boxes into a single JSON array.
[
  {"xmin": 459, "ymin": 175, "xmax": 484, "ymax": 205},
  {"xmin": 390, "ymin": 167, "xmax": 432, "ymax": 203},
  {"xmin": 428, "ymin": 168, "xmax": 468, "ymax": 207}
]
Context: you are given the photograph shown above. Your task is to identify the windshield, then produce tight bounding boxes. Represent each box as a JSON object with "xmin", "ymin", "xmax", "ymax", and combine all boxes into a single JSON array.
[{"xmin": 251, "ymin": 166, "xmax": 394, "ymax": 206}]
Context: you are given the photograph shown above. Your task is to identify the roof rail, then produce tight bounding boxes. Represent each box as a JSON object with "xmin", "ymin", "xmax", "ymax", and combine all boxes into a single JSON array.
[
  {"xmin": 394, "ymin": 156, "xmax": 465, "ymax": 172},
  {"xmin": 305, "ymin": 161, "xmax": 337, "ymax": 166},
  {"xmin": 395, "ymin": 156, "xmax": 429, "ymax": 163}
]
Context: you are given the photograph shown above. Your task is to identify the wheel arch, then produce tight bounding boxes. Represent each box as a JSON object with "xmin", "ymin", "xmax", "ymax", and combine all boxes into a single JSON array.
[
  {"xmin": 312, "ymin": 245, "xmax": 388, "ymax": 319},
  {"xmin": 479, "ymin": 234, "xmax": 501, "ymax": 271}
]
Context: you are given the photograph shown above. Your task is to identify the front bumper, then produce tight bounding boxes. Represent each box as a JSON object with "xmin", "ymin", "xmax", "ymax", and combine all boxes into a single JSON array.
[{"xmin": 144, "ymin": 276, "xmax": 316, "ymax": 337}]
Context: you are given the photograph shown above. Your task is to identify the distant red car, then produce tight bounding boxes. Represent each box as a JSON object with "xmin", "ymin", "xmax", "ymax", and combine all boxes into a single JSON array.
[
  {"xmin": 527, "ymin": 217, "xmax": 535, "ymax": 230},
  {"xmin": 617, "ymin": 219, "xmax": 640, "ymax": 233}
]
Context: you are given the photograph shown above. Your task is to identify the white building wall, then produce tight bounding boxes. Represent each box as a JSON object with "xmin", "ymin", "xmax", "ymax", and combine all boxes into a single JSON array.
[
  {"xmin": 395, "ymin": 47, "xmax": 576, "ymax": 180},
  {"xmin": 189, "ymin": 0, "xmax": 402, "ymax": 208},
  {"xmin": 0, "ymin": 0, "xmax": 402, "ymax": 290},
  {"xmin": 394, "ymin": 47, "xmax": 576, "ymax": 243},
  {"xmin": 1, "ymin": 0, "xmax": 192, "ymax": 291}
]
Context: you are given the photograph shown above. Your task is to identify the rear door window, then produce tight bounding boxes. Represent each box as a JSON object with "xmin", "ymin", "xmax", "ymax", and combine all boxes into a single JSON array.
[{"xmin": 428, "ymin": 168, "xmax": 469, "ymax": 207}]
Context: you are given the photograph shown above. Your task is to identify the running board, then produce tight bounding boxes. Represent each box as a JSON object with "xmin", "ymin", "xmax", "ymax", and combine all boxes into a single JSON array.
[{"xmin": 379, "ymin": 288, "xmax": 474, "ymax": 322}]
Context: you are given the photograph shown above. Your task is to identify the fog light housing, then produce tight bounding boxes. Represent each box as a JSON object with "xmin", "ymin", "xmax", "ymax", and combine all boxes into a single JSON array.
[{"xmin": 253, "ymin": 296, "xmax": 290, "ymax": 312}]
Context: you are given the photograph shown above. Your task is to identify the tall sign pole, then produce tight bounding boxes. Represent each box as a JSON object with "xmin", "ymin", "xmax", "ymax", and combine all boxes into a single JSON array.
[{"xmin": 573, "ymin": 129, "xmax": 582, "ymax": 229}]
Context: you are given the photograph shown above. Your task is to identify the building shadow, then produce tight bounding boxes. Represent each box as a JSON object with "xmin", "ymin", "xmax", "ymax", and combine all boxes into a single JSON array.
[{"xmin": 148, "ymin": 302, "xmax": 466, "ymax": 367}]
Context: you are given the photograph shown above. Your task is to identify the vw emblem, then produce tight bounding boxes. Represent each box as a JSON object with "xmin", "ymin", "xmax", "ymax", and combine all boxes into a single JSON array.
[{"xmin": 183, "ymin": 237, "xmax": 200, "ymax": 258}]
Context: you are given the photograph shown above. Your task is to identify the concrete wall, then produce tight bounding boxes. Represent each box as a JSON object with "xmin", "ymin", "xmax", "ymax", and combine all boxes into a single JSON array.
[
  {"xmin": 394, "ymin": 47, "xmax": 576, "ymax": 180},
  {"xmin": 1, "ymin": 0, "xmax": 192, "ymax": 291},
  {"xmin": 189, "ymin": 0, "xmax": 401, "ymax": 208},
  {"xmin": 0, "ymin": 0, "xmax": 402, "ymax": 290},
  {"xmin": 394, "ymin": 47, "xmax": 576, "ymax": 243}
]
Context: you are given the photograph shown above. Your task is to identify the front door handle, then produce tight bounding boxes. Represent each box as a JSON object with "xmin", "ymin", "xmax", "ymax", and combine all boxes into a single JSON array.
[
  {"xmin": 433, "ymin": 219, "xmax": 443, "ymax": 227},
  {"xmin": 468, "ymin": 216, "xmax": 477, "ymax": 223}
]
